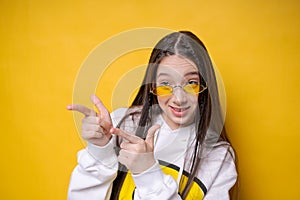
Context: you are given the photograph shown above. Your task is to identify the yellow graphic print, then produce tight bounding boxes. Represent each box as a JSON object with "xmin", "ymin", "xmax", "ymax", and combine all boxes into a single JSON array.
[{"xmin": 118, "ymin": 161, "xmax": 205, "ymax": 199}]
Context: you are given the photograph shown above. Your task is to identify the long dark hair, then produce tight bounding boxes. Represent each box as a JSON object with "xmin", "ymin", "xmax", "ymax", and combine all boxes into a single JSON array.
[{"xmin": 113, "ymin": 31, "xmax": 230, "ymax": 199}]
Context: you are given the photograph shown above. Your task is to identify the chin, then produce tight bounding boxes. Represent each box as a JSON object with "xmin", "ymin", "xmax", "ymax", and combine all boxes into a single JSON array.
[{"xmin": 173, "ymin": 117, "xmax": 194, "ymax": 127}]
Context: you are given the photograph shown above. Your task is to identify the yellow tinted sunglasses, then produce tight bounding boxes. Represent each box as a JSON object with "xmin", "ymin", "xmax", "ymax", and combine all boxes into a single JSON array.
[{"xmin": 151, "ymin": 83, "xmax": 207, "ymax": 96}]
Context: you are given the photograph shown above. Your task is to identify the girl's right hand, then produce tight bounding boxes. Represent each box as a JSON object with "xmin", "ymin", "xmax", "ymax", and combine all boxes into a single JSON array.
[{"xmin": 67, "ymin": 94, "xmax": 113, "ymax": 147}]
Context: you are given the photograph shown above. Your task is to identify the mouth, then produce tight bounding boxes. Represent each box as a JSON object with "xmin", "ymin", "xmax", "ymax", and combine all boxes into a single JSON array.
[{"xmin": 169, "ymin": 106, "xmax": 190, "ymax": 117}]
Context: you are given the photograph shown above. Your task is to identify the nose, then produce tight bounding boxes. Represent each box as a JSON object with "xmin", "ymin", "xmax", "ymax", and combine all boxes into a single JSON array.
[{"xmin": 172, "ymin": 86, "xmax": 187, "ymax": 105}]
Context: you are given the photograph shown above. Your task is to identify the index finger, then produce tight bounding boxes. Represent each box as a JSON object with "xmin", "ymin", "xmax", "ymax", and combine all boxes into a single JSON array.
[
  {"xmin": 90, "ymin": 94, "xmax": 112, "ymax": 123},
  {"xmin": 67, "ymin": 104, "xmax": 96, "ymax": 116},
  {"xmin": 111, "ymin": 128, "xmax": 141, "ymax": 144}
]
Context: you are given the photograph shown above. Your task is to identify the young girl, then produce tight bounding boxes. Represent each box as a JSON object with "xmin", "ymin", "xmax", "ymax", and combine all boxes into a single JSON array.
[{"xmin": 67, "ymin": 31, "xmax": 237, "ymax": 199}]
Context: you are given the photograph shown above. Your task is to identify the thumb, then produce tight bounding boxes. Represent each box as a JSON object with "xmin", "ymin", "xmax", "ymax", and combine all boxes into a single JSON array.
[{"xmin": 145, "ymin": 124, "xmax": 160, "ymax": 149}]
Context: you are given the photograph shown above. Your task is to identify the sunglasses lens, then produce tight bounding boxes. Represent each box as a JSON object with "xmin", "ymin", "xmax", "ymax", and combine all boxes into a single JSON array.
[
  {"xmin": 183, "ymin": 84, "xmax": 200, "ymax": 94},
  {"xmin": 153, "ymin": 86, "xmax": 173, "ymax": 96},
  {"xmin": 152, "ymin": 84, "xmax": 205, "ymax": 96}
]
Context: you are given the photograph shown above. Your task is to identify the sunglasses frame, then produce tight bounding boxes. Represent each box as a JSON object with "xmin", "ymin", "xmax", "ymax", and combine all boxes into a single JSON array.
[{"xmin": 150, "ymin": 83, "xmax": 207, "ymax": 96}]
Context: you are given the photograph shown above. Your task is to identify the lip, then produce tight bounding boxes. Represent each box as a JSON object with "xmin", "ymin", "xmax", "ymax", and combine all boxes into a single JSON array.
[{"xmin": 169, "ymin": 106, "xmax": 190, "ymax": 117}]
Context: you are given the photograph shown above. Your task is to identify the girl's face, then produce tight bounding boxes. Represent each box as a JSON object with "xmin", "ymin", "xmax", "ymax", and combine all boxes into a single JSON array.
[{"xmin": 155, "ymin": 55, "xmax": 200, "ymax": 130}]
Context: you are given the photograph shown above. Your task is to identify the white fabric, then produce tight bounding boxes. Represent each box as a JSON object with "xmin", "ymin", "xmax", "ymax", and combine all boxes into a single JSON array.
[{"xmin": 68, "ymin": 108, "xmax": 237, "ymax": 200}]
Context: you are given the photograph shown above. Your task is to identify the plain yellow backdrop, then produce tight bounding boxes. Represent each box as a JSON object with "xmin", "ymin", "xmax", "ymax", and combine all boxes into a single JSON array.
[{"xmin": 1, "ymin": 0, "xmax": 299, "ymax": 199}]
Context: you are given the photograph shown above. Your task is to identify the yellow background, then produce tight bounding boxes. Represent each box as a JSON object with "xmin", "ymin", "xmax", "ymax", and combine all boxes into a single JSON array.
[{"xmin": 1, "ymin": 0, "xmax": 299, "ymax": 199}]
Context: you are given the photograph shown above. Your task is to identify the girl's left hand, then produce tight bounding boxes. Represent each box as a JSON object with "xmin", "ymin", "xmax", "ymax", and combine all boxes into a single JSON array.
[{"xmin": 110, "ymin": 124, "xmax": 160, "ymax": 174}]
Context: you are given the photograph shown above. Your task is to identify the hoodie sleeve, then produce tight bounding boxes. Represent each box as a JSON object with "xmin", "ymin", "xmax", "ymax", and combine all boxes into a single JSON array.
[
  {"xmin": 131, "ymin": 161, "xmax": 182, "ymax": 200},
  {"xmin": 68, "ymin": 140, "xmax": 118, "ymax": 200},
  {"xmin": 67, "ymin": 108, "xmax": 128, "ymax": 200}
]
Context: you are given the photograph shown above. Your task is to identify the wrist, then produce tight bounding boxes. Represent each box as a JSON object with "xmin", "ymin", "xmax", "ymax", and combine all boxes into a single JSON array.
[
  {"xmin": 132, "ymin": 157, "xmax": 156, "ymax": 175},
  {"xmin": 89, "ymin": 134, "xmax": 112, "ymax": 146},
  {"xmin": 131, "ymin": 161, "xmax": 166, "ymax": 193},
  {"xmin": 86, "ymin": 137, "xmax": 117, "ymax": 166}
]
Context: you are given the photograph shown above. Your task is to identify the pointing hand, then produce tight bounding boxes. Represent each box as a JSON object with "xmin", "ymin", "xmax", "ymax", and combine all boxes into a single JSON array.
[
  {"xmin": 67, "ymin": 94, "xmax": 113, "ymax": 146},
  {"xmin": 111, "ymin": 124, "xmax": 160, "ymax": 174}
]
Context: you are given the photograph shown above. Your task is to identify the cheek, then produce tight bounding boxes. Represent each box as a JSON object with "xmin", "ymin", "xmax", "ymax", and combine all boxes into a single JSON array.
[
  {"xmin": 157, "ymin": 96, "xmax": 169, "ymax": 108},
  {"xmin": 191, "ymin": 95, "xmax": 198, "ymax": 104},
  {"xmin": 189, "ymin": 95, "xmax": 199, "ymax": 109}
]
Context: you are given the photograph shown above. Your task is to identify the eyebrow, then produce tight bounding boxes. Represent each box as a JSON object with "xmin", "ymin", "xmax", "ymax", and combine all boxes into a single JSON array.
[
  {"xmin": 185, "ymin": 71, "xmax": 199, "ymax": 76},
  {"xmin": 157, "ymin": 71, "xmax": 199, "ymax": 78}
]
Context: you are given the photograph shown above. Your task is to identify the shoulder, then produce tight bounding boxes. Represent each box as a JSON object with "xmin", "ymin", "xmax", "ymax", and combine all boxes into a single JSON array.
[
  {"xmin": 201, "ymin": 128, "xmax": 236, "ymax": 162},
  {"xmin": 201, "ymin": 141, "xmax": 236, "ymax": 165},
  {"xmin": 110, "ymin": 106, "xmax": 143, "ymax": 127},
  {"xmin": 110, "ymin": 108, "xmax": 128, "ymax": 127},
  {"xmin": 111, "ymin": 108, "xmax": 128, "ymax": 118}
]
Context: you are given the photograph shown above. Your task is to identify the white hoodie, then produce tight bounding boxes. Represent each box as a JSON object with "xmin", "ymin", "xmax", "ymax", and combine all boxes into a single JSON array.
[{"xmin": 68, "ymin": 108, "xmax": 237, "ymax": 199}]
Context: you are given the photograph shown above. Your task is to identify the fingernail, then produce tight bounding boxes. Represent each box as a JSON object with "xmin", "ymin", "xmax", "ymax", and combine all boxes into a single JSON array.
[
  {"xmin": 66, "ymin": 105, "xmax": 72, "ymax": 110},
  {"xmin": 109, "ymin": 128, "xmax": 114, "ymax": 134}
]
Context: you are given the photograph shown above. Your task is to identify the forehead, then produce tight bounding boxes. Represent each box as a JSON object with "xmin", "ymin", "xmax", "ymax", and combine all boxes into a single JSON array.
[{"xmin": 157, "ymin": 55, "xmax": 198, "ymax": 77}]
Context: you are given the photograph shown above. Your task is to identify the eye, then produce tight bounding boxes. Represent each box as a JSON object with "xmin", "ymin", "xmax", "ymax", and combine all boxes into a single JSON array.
[
  {"xmin": 159, "ymin": 81, "xmax": 170, "ymax": 86},
  {"xmin": 187, "ymin": 80, "xmax": 199, "ymax": 85}
]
